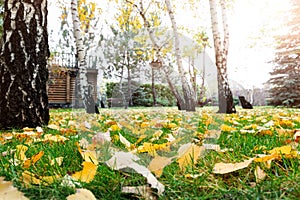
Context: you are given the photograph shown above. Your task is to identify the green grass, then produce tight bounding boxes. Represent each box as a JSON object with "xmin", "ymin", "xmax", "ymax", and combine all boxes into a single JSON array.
[{"xmin": 1, "ymin": 107, "xmax": 300, "ymax": 199}]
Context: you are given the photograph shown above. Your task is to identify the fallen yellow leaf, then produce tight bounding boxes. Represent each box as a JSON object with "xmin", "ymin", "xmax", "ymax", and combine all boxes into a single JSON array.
[
  {"xmin": 81, "ymin": 151, "xmax": 98, "ymax": 165},
  {"xmin": 269, "ymin": 145, "xmax": 293, "ymax": 155},
  {"xmin": 220, "ymin": 124, "xmax": 236, "ymax": 132},
  {"xmin": 72, "ymin": 162, "xmax": 97, "ymax": 183},
  {"xmin": 267, "ymin": 145, "xmax": 298, "ymax": 159},
  {"xmin": 177, "ymin": 143, "xmax": 204, "ymax": 171},
  {"xmin": 140, "ymin": 122, "xmax": 150, "ymax": 128},
  {"xmin": 21, "ymin": 171, "xmax": 59, "ymax": 187},
  {"xmin": 15, "ymin": 145, "xmax": 28, "ymax": 161},
  {"xmin": 21, "ymin": 171, "xmax": 41, "ymax": 186},
  {"xmin": 254, "ymin": 154, "xmax": 279, "ymax": 163},
  {"xmin": 109, "ymin": 124, "xmax": 121, "ymax": 132}
]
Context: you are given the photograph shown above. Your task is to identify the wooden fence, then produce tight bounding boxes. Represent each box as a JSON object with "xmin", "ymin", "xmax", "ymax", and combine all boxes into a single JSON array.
[{"xmin": 48, "ymin": 53, "xmax": 98, "ymax": 108}]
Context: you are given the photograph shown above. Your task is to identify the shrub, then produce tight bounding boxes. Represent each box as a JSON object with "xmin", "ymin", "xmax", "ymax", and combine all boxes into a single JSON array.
[{"xmin": 132, "ymin": 84, "xmax": 176, "ymax": 107}]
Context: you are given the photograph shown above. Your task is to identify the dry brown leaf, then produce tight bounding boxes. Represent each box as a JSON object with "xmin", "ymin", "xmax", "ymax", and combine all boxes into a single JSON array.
[
  {"xmin": 105, "ymin": 152, "xmax": 165, "ymax": 195},
  {"xmin": 293, "ymin": 130, "xmax": 300, "ymax": 141},
  {"xmin": 119, "ymin": 133, "xmax": 131, "ymax": 149},
  {"xmin": 72, "ymin": 162, "xmax": 97, "ymax": 183},
  {"xmin": 42, "ymin": 134, "xmax": 68, "ymax": 142},
  {"xmin": 122, "ymin": 185, "xmax": 156, "ymax": 200},
  {"xmin": 148, "ymin": 156, "xmax": 173, "ymax": 177},
  {"xmin": 66, "ymin": 188, "xmax": 96, "ymax": 200},
  {"xmin": 0, "ymin": 177, "xmax": 29, "ymax": 200},
  {"xmin": 50, "ymin": 157, "xmax": 64, "ymax": 166},
  {"xmin": 177, "ymin": 143, "xmax": 204, "ymax": 171},
  {"xmin": 276, "ymin": 128, "xmax": 294, "ymax": 137},
  {"xmin": 47, "ymin": 124, "xmax": 60, "ymax": 130},
  {"xmin": 203, "ymin": 144, "xmax": 221, "ymax": 151},
  {"xmin": 213, "ymin": 158, "xmax": 254, "ymax": 174},
  {"xmin": 254, "ymin": 166, "xmax": 267, "ymax": 183},
  {"xmin": 204, "ymin": 130, "xmax": 222, "ymax": 139}
]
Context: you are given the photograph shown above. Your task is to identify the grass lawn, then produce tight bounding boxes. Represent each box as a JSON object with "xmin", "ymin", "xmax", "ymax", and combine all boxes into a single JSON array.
[{"xmin": 0, "ymin": 106, "xmax": 300, "ymax": 199}]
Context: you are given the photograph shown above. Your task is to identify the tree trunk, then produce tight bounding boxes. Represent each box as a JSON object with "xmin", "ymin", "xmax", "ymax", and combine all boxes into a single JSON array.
[
  {"xmin": 126, "ymin": 55, "xmax": 133, "ymax": 107},
  {"xmin": 165, "ymin": 0, "xmax": 196, "ymax": 111},
  {"xmin": 0, "ymin": 0, "xmax": 49, "ymax": 129},
  {"xmin": 151, "ymin": 67, "xmax": 157, "ymax": 106},
  {"xmin": 209, "ymin": 0, "xmax": 236, "ymax": 114},
  {"xmin": 71, "ymin": 0, "xmax": 98, "ymax": 113},
  {"xmin": 128, "ymin": 0, "xmax": 196, "ymax": 111}
]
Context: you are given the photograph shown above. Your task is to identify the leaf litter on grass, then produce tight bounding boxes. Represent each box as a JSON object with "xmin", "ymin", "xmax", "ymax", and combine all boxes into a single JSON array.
[{"xmin": 1, "ymin": 107, "xmax": 300, "ymax": 199}]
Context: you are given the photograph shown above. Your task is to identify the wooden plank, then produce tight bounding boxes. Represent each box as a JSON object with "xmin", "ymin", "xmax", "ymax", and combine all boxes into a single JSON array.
[{"xmin": 66, "ymin": 74, "xmax": 71, "ymax": 103}]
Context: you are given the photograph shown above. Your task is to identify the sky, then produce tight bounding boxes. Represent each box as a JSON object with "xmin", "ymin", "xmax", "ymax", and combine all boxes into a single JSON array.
[
  {"xmin": 227, "ymin": 0, "xmax": 290, "ymax": 88},
  {"xmin": 48, "ymin": 0, "xmax": 291, "ymax": 89}
]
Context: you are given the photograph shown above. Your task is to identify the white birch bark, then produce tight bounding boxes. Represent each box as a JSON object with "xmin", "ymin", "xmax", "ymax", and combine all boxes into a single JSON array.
[
  {"xmin": 165, "ymin": 0, "xmax": 196, "ymax": 111},
  {"xmin": 131, "ymin": 0, "xmax": 195, "ymax": 111},
  {"xmin": 71, "ymin": 0, "xmax": 97, "ymax": 113},
  {"xmin": 132, "ymin": 0, "xmax": 183, "ymax": 108},
  {"xmin": 209, "ymin": 0, "xmax": 235, "ymax": 113},
  {"xmin": 0, "ymin": 0, "xmax": 49, "ymax": 128}
]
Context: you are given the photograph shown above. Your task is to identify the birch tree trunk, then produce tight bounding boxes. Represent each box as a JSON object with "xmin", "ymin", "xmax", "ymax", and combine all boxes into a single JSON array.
[
  {"xmin": 131, "ymin": 0, "xmax": 195, "ymax": 111},
  {"xmin": 71, "ymin": 0, "xmax": 98, "ymax": 113},
  {"xmin": 209, "ymin": 0, "xmax": 236, "ymax": 113},
  {"xmin": 0, "ymin": 0, "xmax": 49, "ymax": 129},
  {"xmin": 165, "ymin": 0, "xmax": 196, "ymax": 111}
]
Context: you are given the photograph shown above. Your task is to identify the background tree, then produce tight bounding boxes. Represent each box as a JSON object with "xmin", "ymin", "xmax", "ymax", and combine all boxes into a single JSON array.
[
  {"xmin": 70, "ymin": 0, "xmax": 98, "ymax": 113},
  {"xmin": 128, "ymin": 0, "xmax": 199, "ymax": 111},
  {"xmin": 267, "ymin": 0, "xmax": 300, "ymax": 107},
  {"xmin": 103, "ymin": 2, "xmax": 147, "ymax": 108},
  {"xmin": 165, "ymin": 0, "xmax": 196, "ymax": 111},
  {"xmin": 0, "ymin": 0, "xmax": 49, "ymax": 128},
  {"xmin": 208, "ymin": 0, "xmax": 236, "ymax": 113}
]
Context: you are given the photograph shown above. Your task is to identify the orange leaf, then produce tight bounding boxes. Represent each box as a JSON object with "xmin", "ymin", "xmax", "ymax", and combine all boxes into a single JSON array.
[
  {"xmin": 23, "ymin": 151, "xmax": 44, "ymax": 168},
  {"xmin": 254, "ymin": 154, "xmax": 279, "ymax": 163}
]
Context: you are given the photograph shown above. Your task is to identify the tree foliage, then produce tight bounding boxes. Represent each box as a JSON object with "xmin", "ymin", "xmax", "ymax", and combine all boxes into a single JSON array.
[{"xmin": 267, "ymin": 0, "xmax": 300, "ymax": 107}]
